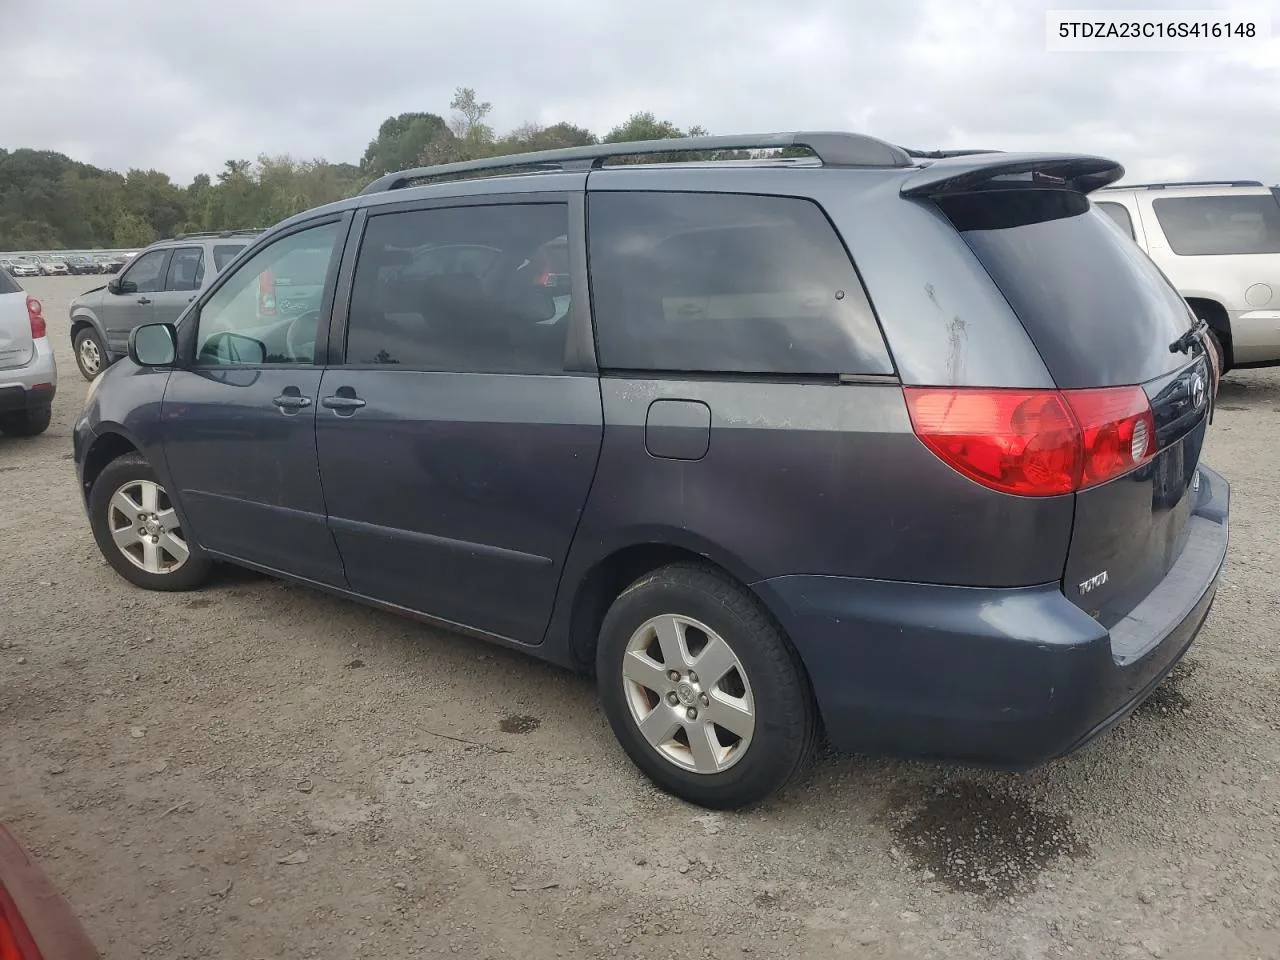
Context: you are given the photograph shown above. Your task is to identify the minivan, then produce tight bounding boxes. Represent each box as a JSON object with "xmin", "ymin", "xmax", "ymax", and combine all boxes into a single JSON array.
[{"xmin": 72, "ymin": 132, "xmax": 1230, "ymax": 809}]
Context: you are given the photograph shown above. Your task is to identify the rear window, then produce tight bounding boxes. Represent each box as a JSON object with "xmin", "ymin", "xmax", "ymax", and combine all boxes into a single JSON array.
[
  {"xmin": 939, "ymin": 189, "xmax": 1194, "ymax": 389},
  {"xmin": 213, "ymin": 244, "xmax": 246, "ymax": 271},
  {"xmin": 587, "ymin": 192, "xmax": 893, "ymax": 376},
  {"xmin": 0, "ymin": 267, "xmax": 19, "ymax": 295},
  {"xmin": 1153, "ymin": 193, "xmax": 1280, "ymax": 256}
]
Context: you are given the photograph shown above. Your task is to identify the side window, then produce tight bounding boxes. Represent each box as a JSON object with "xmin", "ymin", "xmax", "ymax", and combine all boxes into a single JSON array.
[
  {"xmin": 587, "ymin": 192, "xmax": 893, "ymax": 376},
  {"xmin": 212, "ymin": 244, "xmax": 246, "ymax": 272},
  {"xmin": 164, "ymin": 247, "xmax": 205, "ymax": 291},
  {"xmin": 194, "ymin": 221, "xmax": 342, "ymax": 366},
  {"xmin": 1095, "ymin": 201, "xmax": 1136, "ymax": 240},
  {"xmin": 119, "ymin": 250, "xmax": 168, "ymax": 294},
  {"xmin": 344, "ymin": 203, "xmax": 571, "ymax": 374},
  {"xmin": 1152, "ymin": 194, "xmax": 1280, "ymax": 256}
]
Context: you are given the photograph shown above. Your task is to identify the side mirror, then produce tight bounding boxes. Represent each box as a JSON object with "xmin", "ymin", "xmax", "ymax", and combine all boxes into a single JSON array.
[
  {"xmin": 110, "ymin": 278, "xmax": 137, "ymax": 295},
  {"xmin": 199, "ymin": 331, "xmax": 267, "ymax": 365},
  {"xmin": 107, "ymin": 278, "xmax": 120, "ymax": 294},
  {"xmin": 128, "ymin": 322, "xmax": 178, "ymax": 367}
]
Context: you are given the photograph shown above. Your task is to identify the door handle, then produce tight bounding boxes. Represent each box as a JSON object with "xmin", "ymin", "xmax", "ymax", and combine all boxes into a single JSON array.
[
  {"xmin": 137, "ymin": 296, "xmax": 152, "ymax": 305},
  {"xmin": 321, "ymin": 395, "xmax": 366, "ymax": 411},
  {"xmin": 272, "ymin": 394, "xmax": 312, "ymax": 410}
]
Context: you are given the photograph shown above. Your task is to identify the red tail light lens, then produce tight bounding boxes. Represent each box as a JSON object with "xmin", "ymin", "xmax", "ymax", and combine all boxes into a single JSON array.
[
  {"xmin": 904, "ymin": 386, "xmax": 1159, "ymax": 497},
  {"xmin": 1062, "ymin": 386, "xmax": 1156, "ymax": 489},
  {"xmin": 25, "ymin": 296, "xmax": 45, "ymax": 340}
]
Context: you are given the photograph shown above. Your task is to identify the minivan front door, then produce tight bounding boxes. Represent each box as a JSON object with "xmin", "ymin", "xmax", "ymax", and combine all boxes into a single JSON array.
[
  {"xmin": 315, "ymin": 198, "xmax": 603, "ymax": 644},
  {"xmin": 162, "ymin": 218, "xmax": 350, "ymax": 586}
]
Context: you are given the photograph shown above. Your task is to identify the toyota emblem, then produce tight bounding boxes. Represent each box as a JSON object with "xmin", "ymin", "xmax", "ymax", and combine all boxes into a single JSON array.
[{"xmin": 1191, "ymin": 373, "xmax": 1205, "ymax": 409}]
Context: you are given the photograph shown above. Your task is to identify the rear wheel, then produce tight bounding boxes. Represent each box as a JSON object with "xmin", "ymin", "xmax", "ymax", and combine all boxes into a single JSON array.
[
  {"xmin": 0, "ymin": 404, "xmax": 51, "ymax": 437},
  {"xmin": 88, "ymin": 454, "xmax": 211, "ymax": 591},
  {"xmin": 597, "ymin": 563, "xmax": 816, "ymax": 809},
  {"xmin": 73, "ymin": 327, "xmax": 108, "ymax": 380}
]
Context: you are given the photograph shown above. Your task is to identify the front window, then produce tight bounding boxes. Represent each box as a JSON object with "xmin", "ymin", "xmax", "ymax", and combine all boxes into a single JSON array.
[
  {"xmin": 119, "ymin": 250, "xmax": 168, "ymax": 293},
  {"xmin": 194, "ymin": 221, "xmax": 342, "ymax": 366}
]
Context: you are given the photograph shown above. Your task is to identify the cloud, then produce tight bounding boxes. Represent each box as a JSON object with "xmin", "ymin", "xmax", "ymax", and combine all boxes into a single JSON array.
[{"xmin": 1, "ymin": 0, "xmax": 1276, "ymax": 185}]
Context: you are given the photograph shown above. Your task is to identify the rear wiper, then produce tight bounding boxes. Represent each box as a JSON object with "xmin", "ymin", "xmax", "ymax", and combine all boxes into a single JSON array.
[{"xmin": 1169, "ymin": 317, "xmax": 1207, "ymax": 355}]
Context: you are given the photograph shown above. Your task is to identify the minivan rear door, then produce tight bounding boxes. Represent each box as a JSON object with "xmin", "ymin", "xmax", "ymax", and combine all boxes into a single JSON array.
[{"xmin": 935, "ymin": 185, "xmax": 1213, "ymax": 633}]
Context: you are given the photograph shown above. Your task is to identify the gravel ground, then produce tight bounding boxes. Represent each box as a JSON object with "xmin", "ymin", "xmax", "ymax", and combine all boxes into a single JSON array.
[{"xmin": 3, "ymin": 275, "xmax": 1279, "ymax": 960}]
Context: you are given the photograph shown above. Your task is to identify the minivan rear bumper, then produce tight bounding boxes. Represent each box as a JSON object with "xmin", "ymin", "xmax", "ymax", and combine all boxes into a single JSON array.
[{"xmin": 752, "ymin": 464, "xmax": 1229, "ymax": 768}]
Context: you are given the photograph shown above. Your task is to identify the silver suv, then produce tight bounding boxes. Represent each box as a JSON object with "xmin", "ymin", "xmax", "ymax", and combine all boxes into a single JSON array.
[
  {"xmin": 68, "ymin": 230, "xmax": 262, "ymax": 379},
  {"xmin": 1094, "ymin": 180, "xmax": 1280, "ymax": 372}
]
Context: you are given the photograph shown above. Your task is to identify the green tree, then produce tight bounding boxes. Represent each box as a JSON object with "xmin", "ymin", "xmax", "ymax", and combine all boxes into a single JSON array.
[
  {"xmin": 360, "ymin": 112, "xmax": 454, "ymax": 177},
  {"xmin": 112, "ymin": 212, "xmax": 154, "ymax": 248}
]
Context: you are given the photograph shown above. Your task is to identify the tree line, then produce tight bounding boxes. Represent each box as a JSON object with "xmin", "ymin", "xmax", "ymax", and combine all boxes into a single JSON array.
[{"xmin": 0, "ymin": 88, "xmax": 741, "ymax": 251}]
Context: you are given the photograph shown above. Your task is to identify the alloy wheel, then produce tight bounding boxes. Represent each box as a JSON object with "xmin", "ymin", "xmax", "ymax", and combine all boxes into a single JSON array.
[
  {"xmin": 106, "ymin": 480, "xmax": 189, "ymax": 574},
  {"xmin": 621, "ymin": 614, "xmax": 756, "ymax": 774}
]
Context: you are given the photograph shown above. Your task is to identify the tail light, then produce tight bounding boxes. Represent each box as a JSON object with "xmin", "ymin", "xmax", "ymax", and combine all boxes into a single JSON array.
[
  {"xmin": 904, "ymin": 385, "xmax": 1159, "ymax": 497},
  {"xmin": 25, "ymin": 297, "xmax": 45, "ymax": 339},
  {"xmin": 258, "ymin": 269, "xmax": 276, "ymax": 316}
]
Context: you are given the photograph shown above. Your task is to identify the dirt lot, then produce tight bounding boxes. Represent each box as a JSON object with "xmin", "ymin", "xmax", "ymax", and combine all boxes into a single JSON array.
[{"xmin": 2, "ymin": 275, "xmax": 1279, "ymax": 960}]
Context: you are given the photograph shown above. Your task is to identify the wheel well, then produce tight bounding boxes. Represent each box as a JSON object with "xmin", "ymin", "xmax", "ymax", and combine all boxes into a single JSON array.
[
  {"xmin": 1185, "ymin": 298, "xmax": 1232, "ymax": 367},
  {"xmin": 82, "ymin": 433, "xmax": 139, "ymax": 500},
  {"xmin": 566, "ymin": 544, "xmax": 741, "ymax": 669}
]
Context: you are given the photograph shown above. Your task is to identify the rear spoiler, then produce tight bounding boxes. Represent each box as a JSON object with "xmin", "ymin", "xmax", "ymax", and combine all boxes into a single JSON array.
[{"xmin": 901, "ymin": 152, "xmax": 1125, "ymax": 198}]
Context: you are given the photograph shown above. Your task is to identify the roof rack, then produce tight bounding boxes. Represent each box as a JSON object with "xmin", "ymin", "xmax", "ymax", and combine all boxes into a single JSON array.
[
  {"xmin": 1099, "ymin": 180, "xmax": 1264, "ymax": 191},
  {"xmin": 900, "ymin": 148, "xmax": 1003, "ymax": 159},
  {"xmin": 358, "ymin": 131, "xmax": 914, "ymax": 195},
  {"xmin": 169, "ymin": 228, "xmax": 269, "ymax": 241}
]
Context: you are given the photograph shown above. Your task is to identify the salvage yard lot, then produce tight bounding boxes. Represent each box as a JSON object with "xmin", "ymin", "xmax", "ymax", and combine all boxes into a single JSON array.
[{"xmin": 2, "ymin": 276, "xmax": 1279, "ymax": 960}]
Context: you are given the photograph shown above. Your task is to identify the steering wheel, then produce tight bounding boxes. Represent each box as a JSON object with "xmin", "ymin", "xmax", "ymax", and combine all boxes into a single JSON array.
[{"xmin": 285, "ymin": 310, "xmax": 322, "ymax": 362}]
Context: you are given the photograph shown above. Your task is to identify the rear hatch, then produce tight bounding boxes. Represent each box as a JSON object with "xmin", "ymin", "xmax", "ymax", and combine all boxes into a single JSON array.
[
  {"xmin": 931, "ymin": 182, "xmax": 1212, "ymax": 633},
  {"xmin": 0, "ymin": 272, "xmax": 34, "ymax": 370}
]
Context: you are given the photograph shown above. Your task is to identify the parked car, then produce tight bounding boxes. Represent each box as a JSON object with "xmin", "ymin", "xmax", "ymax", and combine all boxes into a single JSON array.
[
  {"xmin": 38, "ymin": 257, "xmax": 69, "ymax": 276},
  {"xmin": 8, "ymin": 258, "xmax": 39, "ymax": 278},
  {"xmin": 73, "ymin": 132, "xmax": 1229, "ymax": 809},
  {"xmin": 94, "ymin": 254, "xmax": 125, "ymax": 274},
  {"xmin": 0, "ymin": 824, "xmax": 100, "ymax": 959},
  {"xmin": 1094, "ymin": 180, "xmax": 1280, "ymax": 372},
  {"xmin": 64, "ymin": 254, "xmax": 99, "ymax": 275},
  {"xmin": 0, "ymin": 267, "xmax": 56, "ymax": 436},
  {"xmin": 68, "ymin": 231, "xmax": 263, "ymax": 379}
]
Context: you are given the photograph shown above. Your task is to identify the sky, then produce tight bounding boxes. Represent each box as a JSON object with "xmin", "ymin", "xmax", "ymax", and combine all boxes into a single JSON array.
[{"xmin": 2, "ymin": 0, "xmax": 1277, "ymax": 187}]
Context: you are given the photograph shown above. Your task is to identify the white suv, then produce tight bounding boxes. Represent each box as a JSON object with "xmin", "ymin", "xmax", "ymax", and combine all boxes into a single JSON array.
[{"xmin": 1094, "ymin": 180, "xmax": 1280, "ymax": 372}]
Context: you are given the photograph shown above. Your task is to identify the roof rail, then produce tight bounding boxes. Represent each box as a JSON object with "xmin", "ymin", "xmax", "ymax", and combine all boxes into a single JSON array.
[
  {"xmin": 1099, "ymin": 180, "xmax": 1264, "ymax": 191},
  {"xmin": 169, "ymin": 228, "xmax": 269, "ymax": 241},
  {"xmin": 900, "ymin": 148, "xmax": 1004, "ymax": 159},
  {"xmin": 358, "ymin": 131, "xmax": 914, "ymax": 195}
]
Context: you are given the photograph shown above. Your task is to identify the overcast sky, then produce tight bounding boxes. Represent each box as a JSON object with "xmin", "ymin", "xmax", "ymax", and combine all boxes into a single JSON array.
[{"xmin": 2, "ymin": 0, "xmax": 1277, "ymax": 186}]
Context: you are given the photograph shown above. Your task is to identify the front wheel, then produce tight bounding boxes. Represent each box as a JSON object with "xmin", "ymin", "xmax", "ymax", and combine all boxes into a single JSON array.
[
  {"xmin": 73, "ymin": 327, "xmax": 109, "ymax": 380},
  {"xmin": 88, "ymin": 453, "xmax": 211, "ymax": 591},
  {"xmin": 597, "ymin": 563, "xmax": 817, "ymax": 809}
]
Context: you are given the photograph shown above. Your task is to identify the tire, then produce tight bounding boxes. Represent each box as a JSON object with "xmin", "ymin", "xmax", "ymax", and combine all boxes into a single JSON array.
[
  {"xmin": 88, "ymin": 453, "xmax": 211, "ymax": 591},
  {"xmin": 73, "ymin": 326, "xmax": 109, "ymax": 381},
  {"xmin": 0, "ymin": 404, "xmax": 52, "ymax": 437},
  {"xmin": 596, "ymin": 562, "xmax": 817, "ymax": 809}
]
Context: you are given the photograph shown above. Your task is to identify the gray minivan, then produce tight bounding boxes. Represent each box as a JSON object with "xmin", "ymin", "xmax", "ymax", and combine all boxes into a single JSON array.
[{"xmin": 72, "ymin": 133, "xmax": 1230, "ymax": 809}]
